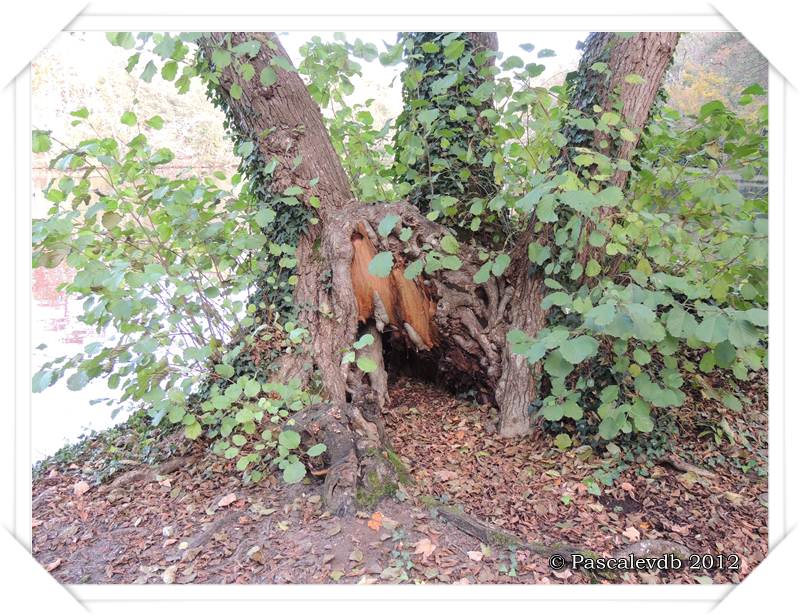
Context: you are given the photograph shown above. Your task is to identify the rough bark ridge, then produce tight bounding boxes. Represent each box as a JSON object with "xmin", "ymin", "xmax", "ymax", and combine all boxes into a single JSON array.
[{"xmin": 202, "ymin": 31, "xmax": 680, "ymax": 512}]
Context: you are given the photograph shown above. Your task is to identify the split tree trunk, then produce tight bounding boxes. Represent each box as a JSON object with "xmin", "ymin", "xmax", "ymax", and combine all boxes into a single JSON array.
[{"xmin": 201, "ymin": 31, "xmax": 679, "ymax": 512}]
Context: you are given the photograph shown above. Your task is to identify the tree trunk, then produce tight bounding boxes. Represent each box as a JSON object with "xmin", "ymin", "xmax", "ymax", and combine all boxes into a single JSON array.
[{"xmin": 200, "ymin": 31, "xmax": 680, "ymax": 511}]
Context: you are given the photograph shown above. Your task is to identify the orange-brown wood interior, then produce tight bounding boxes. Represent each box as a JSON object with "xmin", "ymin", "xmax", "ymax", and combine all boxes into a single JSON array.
[{"xmin": 350, "ymin": 224, "xmax": 437, "ymax": 349}]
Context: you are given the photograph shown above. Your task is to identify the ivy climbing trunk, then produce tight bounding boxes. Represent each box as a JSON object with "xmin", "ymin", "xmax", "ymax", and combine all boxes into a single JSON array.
[{"xmin": 201, "ymin": 31, "xmax": 680, "ymax": 512}]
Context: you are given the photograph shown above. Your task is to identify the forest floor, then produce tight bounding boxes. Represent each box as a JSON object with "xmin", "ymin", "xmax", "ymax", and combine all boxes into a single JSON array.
[{"xmin": 31, "ymin": 375, "xmax": 768, "ymax": 585}]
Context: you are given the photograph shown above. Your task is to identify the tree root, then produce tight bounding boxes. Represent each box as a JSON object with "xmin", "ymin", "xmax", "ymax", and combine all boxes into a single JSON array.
[
  {"xmin": 102, "ymin": 455, "xmax": 196, "ymax": 491},
  {"xmin": 435, "ymin": 505, "xmax": 584, "ymax": 556},
  {"xmin": 289, "ymin": 389, "xmax": 401, "ymax": 516},
  {"xmin": 658, "ymin": 453, "xmax": 716, "ymax": 478}
]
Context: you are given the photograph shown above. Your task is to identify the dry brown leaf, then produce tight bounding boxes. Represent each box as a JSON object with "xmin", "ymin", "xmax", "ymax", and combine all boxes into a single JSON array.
[
  {"xmin": 466, "ymin": 550, "xmax": 483, "ymax": 562},
  {"xmin": 413, "ymin": 537, "xmax": 437, "ymax": 560},
  {"xmin": 622, "ymin": 526, "xmax": 641, "ymax": 542},
  {"xmin": 45, "ymin": 558, "xmax": 61, "ymax": 572},
  {"xmin": 217, "ymin": 493, "xmax": 237, "ymax": 507},
  {"xmin": 367, "ymin": 511, "xmax": 384, "ymax": 531},
  {"xmin": 73, "ymin": 481, "xmax": 90, "ymax": 496}
]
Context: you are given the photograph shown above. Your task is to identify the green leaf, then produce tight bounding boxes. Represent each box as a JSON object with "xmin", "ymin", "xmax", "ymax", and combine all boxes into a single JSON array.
[
  {"xmin": 528, "ymin": 242, "xmax": 550, "ymax": 265},
  {"xmin": 696, "ymin": 314, "xmax": 730, "ymax": 344},
  {"xmin": 377, "ymin": 214, "xmax": 400, "ymax": 237},
  {"xmin": 491, "ymin": 254, "xmax": 511, "ymax": 277},
  {"xmin": 473, "ymin": 261, "xmax": 492, "ymax": 284},
  {"xmin": 101, "ymin": 212, "xmax": 122, "ymax": 230},
  {"xmin": 161, "ymin": 60, "xmax": 178, "ymax": 81},
  {"xmin": 665, "ymin": 306, "xmax": 697, "ymax": 338},
  {"xmin": 440, "ymin": 234, "xmax": 460, "ymax": 255},
  {"xmin": 307, "ymin": 443, "xmax": 327, "ymax": 457},
  {"xmin": 559, "ymin": 335, "xmax": 599, "ymax": 364},
  {"xmin": 554, "ymin": 433, "xmax": 572, "ymax": 450},
  {"xmin": 185, "ymin": 422, "xmax": 202, "ymax": 440},
  {"xmin": 146, "ymin": 115, "xmax": 164, "ymax": 129},
  {"xmin": 215, "ymin": 363, "xmax": 234, "ymax": 379},
  {"xmin": 559, "ymin": 190, "xmax": 599, "ymax": 214},
  {"xmin": 120, "ymin": 111, "xmax": 137, "ymax": 126},
  {"xmin": 356, "ymin": 356, "xmax": 378, "ymax": 373},
  {"xmin": 259, "ymin": 66, "xmax": 277, "ymax": 86},
  {"xmin": 430, "ymin": 72, "xmax": 458, "ymax": 95},
  {"xmin": 278, "ymin": 430, "xmax": 301, "ymax": 449},
  {"xmin": 32, "ymin": 370, "xmax": 52, "ymax": 393},
  {"xmin": 544, "ymin": 351, "xmax": 573, "ymax": 378},
  {"xmin": 255, "ymin": 208, "xmax": 276, "ymax": 226},
  {"xmin": 67, "ymin": 371, "xmax": 89, "ymax": 391},
  {"xmin": 743, "ymin": 309, "xmax": 768, "ymax": 327},
  {"xmin": 542, "ymin": 291, "xmax": 571, "ymax": 309},
  {"xmin": 211, "ymin": 48, "xmax": 232, "ymax": 69},
  {"xmin": 282, "ymin": 461, "xmax": 306, "ymax": 484},
  {"xmin": 403, "ymin": 258, "xmax": 424, "ymax": 280},
  {"xmin": 418, "ymin": 108, "xmax": 439, "ymax": 126},
  {"xmin": 633, "ymin": 348, "xmax": 651, "ymax": 365},
  {"xmin": 230, "ymin": 83, "xmax": 243, "ymax": 100},
  {"xmin": 368, "ymin": 251, "xmax": 393, "ymax": 278},
  {"xmin": 271, "ymin": 56, "xmax": 296, "ymax": 72},
  {"xmin": 32, "ymin": 130, "xmax": 52, "ymax": 153}
]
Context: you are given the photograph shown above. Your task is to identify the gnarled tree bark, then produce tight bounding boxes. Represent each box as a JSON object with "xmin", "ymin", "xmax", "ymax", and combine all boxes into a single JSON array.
[{"xmin": 201, "ymin": 31, "xmax": 680, "ymax": 512}]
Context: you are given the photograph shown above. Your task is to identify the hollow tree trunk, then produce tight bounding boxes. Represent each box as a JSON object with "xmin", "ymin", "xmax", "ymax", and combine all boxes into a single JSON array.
[{"xmin": 200, "ymin": 32, "xmax": 679, "ymax": 511}]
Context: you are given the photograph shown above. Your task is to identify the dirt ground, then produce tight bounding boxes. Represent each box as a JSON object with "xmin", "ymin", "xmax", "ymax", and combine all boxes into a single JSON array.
[{"xmin": 32, "ymin": 377, "xmax": 768, "ymax": 584}]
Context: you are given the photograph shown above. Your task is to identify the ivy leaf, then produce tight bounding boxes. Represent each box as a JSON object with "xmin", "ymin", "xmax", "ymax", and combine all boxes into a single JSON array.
[
  {"xmin": 368, "ymin": 251, "xmax": 393, "ymax": 278},
  {"xmin": 430, "ymin": 72, "xmax": 458, "ymax": 95}
]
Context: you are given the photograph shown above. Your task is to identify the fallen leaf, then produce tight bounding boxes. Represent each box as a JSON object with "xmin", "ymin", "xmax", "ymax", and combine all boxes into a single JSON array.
[
  {"xmin": 217, "ymin": 493, "xmax": 237, "ymax": 507},
  {"xmin": 466, "ymin": 550, "xmax": 483, "ymax": 562},
  {"xmin": 367, "ymin": 511, "xmax": 384, "ymax": 531},
  {"xmin": 620, "ymin": 482, "xmax": 635, "ymax": 493},
  {"xmin": 434, "ymin": 469, "xmax": 459, "ymax": 481},
  {"xmin": 553, "ymin": 568, "xmax": 572, "ymax": 580},
  {"xmin": 247, "ymin": 545, "xmax": 266, "ymax": 564},
  {"xmin": 622, "ymin": 526, "xmax": 641, "ymax": 542},
  {"xmin": 724, "ymin": 491, "xmax": 744, "ymax": 507},
  {"xmin": 162, "ymin": 565, "xmax": 177, "ymax": 584},
  {"xmin": 330, "ymin": 570, "xmax": 345, "ymax": 581},
  {"xmin": 44, "ymin": 558, "xmax": 61, "ymax": 572},
  {"xmin": 73, "ymin": 481, "xmax": 90, "ymax": 496},
  {"xmin": 349, "ymin": 549, "xmax": 364, "ymax": 563},
  {"xmin": 414, "ymin": 537, "xmax": 437, "ymax": 560},
  {"xmin": 31, "ymin": 519, "xmax": 43, "ymax": 528}
]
